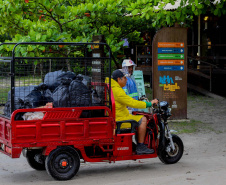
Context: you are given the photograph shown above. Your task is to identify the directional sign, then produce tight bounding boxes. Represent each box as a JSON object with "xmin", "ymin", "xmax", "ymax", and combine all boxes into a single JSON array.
[
  {"xmin": 158, "ymin": 60, "xmax": 184, "ymax": 65},
  {"xmin": 158, "ymin": 48, "xmax": 184, "ymax": 53},
  {"xmin": 158, "ymin": 54, "xmax": 184, "ymax": 60},
  {"xmin": 158, "ymin": 42, "xmax": 184, "ymax": 48},
  {"xmin": 158, "ymin": 65, "xmax": 184, "ymax": 71},
  {"xmin": 153, "ymin": 28, "xmax": 187, "ymax": 119}
]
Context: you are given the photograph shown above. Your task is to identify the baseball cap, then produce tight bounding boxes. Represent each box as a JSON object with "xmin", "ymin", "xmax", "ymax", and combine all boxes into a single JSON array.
[{"xmin": 112, "ymin": 69, "xmax": 126, "ymax": 80}]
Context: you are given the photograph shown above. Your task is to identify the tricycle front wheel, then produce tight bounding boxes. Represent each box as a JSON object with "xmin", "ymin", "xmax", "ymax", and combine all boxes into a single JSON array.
[
  {"xmin": 45, "ymin": 146, "xmax": 80, "ymax": 181},
  {"xmin": 158, "ymin": 134, "xmax": 184, "ymax": 164}
]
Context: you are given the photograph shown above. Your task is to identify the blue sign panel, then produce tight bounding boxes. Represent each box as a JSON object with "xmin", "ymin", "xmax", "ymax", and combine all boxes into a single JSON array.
[
  {"xmin": 158, "ymin": 66, "xmax": 184, "ymax": 71},
  {"xmin": 158, "ymin": 48, "xmax": 184, "ymax": 54}
]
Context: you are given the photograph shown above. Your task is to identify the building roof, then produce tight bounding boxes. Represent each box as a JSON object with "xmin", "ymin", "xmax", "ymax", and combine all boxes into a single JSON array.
[
  {"xmin": 162, "ymin": 0, "xmax": 221, "ymax": 10},
  {"xmin": 163, "ymin": 0, "xmax": 184, "ymax": 10},
  {"xmin": 125, "ymin": 0, "xmax": 221, "ymax": 16}
]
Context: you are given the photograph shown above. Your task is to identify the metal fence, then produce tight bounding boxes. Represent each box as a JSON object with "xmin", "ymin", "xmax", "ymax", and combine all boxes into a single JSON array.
[{"xmin": 0, "ymin": 42, "xmax": 112, "ymax": 118}]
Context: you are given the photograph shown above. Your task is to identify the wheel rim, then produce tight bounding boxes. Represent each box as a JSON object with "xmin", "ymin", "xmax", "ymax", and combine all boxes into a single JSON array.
[
  {"xmin": 167, "ymin": 143, "xmax": 179, "ymax": 157},
  {"xmin": 52, "ymin": 152, "xmax": 76, "ymax": 174}
]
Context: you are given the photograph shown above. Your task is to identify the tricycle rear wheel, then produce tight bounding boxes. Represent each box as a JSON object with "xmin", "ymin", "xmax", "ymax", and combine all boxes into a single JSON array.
[
  {"xmin": 26, "ymin": 149, "xmax": 46, "ymax": 171},
  {"xmin": 158, "ymin": 134, "xmax": 184, "ymax": 164},
  {"xmin": 45, "ymin": 146, "xmax": 80, "ymax": 181}
]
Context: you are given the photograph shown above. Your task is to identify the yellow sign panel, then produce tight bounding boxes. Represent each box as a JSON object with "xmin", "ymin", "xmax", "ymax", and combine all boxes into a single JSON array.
[
  {"xmin": 164, "ymin": 83, "xmax": 180, "ymax": 92},
  {"xmin": 94, "ymin": 41, "xmax": 100, "ymax": 49}
]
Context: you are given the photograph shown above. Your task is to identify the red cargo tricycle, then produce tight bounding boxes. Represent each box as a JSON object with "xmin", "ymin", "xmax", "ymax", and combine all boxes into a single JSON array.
[{"xmin": 0, "ymin": 42, "xmax": 183, "ymax": 180}]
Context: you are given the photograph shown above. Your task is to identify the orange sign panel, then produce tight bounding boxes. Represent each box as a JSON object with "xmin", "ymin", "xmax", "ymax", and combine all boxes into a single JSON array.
[
  {"xmin": 158, "ymin": 60, "xmax": 184, "ymax": 65},
  {"xmin": 158, "ymin": 42, "xmax": 184, "ymax": 48}
]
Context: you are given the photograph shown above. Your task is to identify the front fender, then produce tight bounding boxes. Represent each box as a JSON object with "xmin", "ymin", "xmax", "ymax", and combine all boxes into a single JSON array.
[{"xmin": 157, "ymin": 120, "xmax": 165, "ymax": 154}]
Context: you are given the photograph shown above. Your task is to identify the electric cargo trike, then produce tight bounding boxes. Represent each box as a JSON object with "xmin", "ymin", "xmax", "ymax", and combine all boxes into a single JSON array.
[{"xmin": 0, "ymin": 42, "xmax": 183, "ymax": 180}]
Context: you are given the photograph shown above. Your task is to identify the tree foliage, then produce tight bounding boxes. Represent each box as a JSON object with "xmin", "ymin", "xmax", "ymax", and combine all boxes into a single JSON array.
[{"xmin": 0, "ymin": 0, "xmax": 226, "ymax": 58}]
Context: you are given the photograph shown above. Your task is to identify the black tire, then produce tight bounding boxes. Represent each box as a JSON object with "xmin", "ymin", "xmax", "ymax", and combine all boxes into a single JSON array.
[
  {"xmin": 45, "ymin": 146, "xmax": 80, "ymax": 181},
  {"xmin": 158, "ymin": 134, "xmax": 184, "ymax": 164},
  {"xmin": 26, "ymin": 149, "xmax": 46, "ymax": 171}
]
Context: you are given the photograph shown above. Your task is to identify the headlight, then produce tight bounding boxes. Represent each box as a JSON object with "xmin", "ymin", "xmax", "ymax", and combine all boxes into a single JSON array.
[{"xmin": 160, "ymin": 101, "xmax": 169, "ymax": 110}]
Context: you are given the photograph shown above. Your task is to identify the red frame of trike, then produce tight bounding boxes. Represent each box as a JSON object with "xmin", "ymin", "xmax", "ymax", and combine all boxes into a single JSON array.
[{"xmin": 0, "ymin": 90, "xmax": 159, "ymax": 162}]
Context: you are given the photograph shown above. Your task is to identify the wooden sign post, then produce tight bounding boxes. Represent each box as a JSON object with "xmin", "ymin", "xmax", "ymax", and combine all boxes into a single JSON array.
[
  {"xmin": 92, "ymin": 35, "xmax": 106, "ymax": 102},
  {"xmin": 152, "ymin": 28, "xmax": 187, "ymax": 119}
]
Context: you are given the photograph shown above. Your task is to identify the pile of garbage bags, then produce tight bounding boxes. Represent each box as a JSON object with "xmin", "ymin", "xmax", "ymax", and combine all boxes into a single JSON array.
[{"xmin": 4, "ymin": 70, "xmax": 102, "ymax": 117}]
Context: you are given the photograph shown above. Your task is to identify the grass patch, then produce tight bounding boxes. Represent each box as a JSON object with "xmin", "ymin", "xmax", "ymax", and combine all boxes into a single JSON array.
[
  {"xmin": 0, "ymin": 88, "xmax": 10, "ymax": 104},
  {"xmin": 169, "ymin": 119, "xmax": 221, "ymax": 134},
  {"xmin": 15, "ymin": 76, "xmax": 42, "ymax": 86},
  {"xmin": 206, "ymin": 101, "xmax": 214, "ymax": 106},
  {"xmin": 0, "ymin": 76, "xmax": 43, "ymax": 104},
  {"xmin": 170, "ymin": 119, "xmax": 204, "ymax": 134},
  {"xmin": 187, "ymin": 91, "xmax": 213, "ymax": 102},
  {"xmin": 0, "ymin": 92, "xmax": 8, "ymax": 103}
]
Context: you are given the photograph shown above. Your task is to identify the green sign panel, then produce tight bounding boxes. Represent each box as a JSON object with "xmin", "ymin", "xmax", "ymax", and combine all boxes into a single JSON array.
[{"xmin": 158, "ymin": 54, "xmax": 184, "ymax": 60}]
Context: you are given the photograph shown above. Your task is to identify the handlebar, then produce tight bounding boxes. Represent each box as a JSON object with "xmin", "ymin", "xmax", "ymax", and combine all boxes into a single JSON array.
[
  {"xmin": 152, "ymin": 98, "xmax": 159, "ymax": 107},
  {"xmin": 137, "ymin": 97, "xmax": 171, "ymax": 119}
]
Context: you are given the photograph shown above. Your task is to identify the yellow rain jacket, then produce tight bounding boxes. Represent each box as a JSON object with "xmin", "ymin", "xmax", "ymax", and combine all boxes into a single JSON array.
[{"xmin": 106, "ymin": 78, "xmax": 147, "ymax": 129}]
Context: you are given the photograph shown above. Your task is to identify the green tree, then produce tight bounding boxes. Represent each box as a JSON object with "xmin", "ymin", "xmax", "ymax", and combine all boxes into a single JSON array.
[
  {"xmin": 0, "ymin": 0, "xmax": 150, "ymax": 58},
  {"xmin": 0, "ymin": 0, "xmax": 226, "ymax": 59}
]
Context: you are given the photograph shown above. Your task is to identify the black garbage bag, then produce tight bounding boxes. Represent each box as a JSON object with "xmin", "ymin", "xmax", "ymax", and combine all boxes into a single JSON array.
[
  {"xmin": 52, "ymin": 78, "xmax": 72, "ymax": 107},
  {"xmin": 44, "ymin": 70, "xmax": 76, "ymax": 91},
  {"xmin": 37, "ymin": 83, "xmax": 48, "ymax": 91},
  {"xmin": 91, "ymin": 89, "xmax": 102, "ymax": 106},
  {"xmin": 69, "ymin": 77, "xmax": 91, "ymax": 107},
  {"xmin": 90, "ymin": 89, "xmax": 104, "ymax": 117},
  {"xmin": 7, "ymin": 85, "xmax": 37, "ymax": 101},
  {"xmin": 77, "ymin": 74, "xmax": 91, "ymax": 88},
  {"xmin": 57, "ymin": 71, "xmax": 76, "ymax": 83},
  {"xmin": 4, "ymin": 98, "xmax": 32, "ymax": 118},
  {"xmin": 4, "ymin": 84, "xmax": 52, "ymax": 118},
  {"xmin": 3, "ymin": 101, "xmax": 11, "ymax": 117},
  {"xmin": 24, "ymin": 88, "xmax": 44, "ymax": 108},
  {"xmin": 43, "ymin": 89, "xmax": 53, "ymax": 103},
  {"xmin": 37, "ymin": 83, "xmax": 53, "ymax": 103},
  {"xmin": 24, "ymin": 86, "xmax": 53, "ymax": 108},
  {"xmin": 14, "ymin": 99, "xmax": 32, "ymax": 120},
  {"xmin": 44, "ymin": 70, "xmax": 65, "ymax": 91},
  {"xmin": 5, "ymin": 85, "xmax": 37, "ymax": 117}
]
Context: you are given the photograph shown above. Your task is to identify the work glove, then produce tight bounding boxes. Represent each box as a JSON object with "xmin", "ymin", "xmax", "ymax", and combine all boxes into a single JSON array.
[{"xmin": 145, "ymin": 102, "xmax": 152, "ymax": 108}]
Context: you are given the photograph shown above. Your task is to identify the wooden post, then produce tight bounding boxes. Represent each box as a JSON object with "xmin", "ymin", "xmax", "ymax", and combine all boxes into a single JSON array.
[
  {"xmin": 92, "ymin": 35, "xmax": 105, "ymax": 83},
  {"xmin": 92, "ymin": 35, "xmax": 106, "ymax": 102},
  {"xmin": 152, "ymin": 27, "xmax": 187, "ymax": 119}
]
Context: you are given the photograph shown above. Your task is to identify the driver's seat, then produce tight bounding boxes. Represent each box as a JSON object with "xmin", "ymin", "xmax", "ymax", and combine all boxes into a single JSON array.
[{"xmin": 115, "ymin": 120, "xmax": 139, "ymax": 135}]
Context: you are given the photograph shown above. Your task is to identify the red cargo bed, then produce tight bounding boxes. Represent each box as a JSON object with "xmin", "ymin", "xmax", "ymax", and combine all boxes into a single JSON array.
[{"xmin": 0, "ymin": 106, "xmax": 114, "ymax": 158}]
